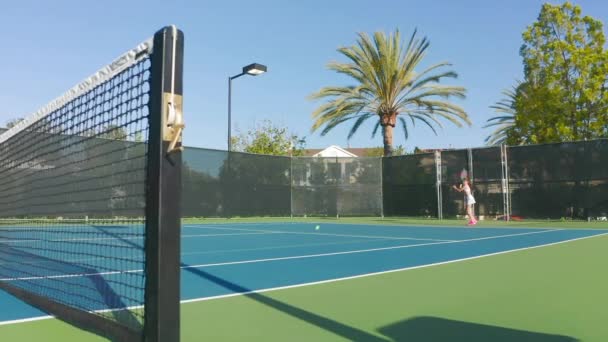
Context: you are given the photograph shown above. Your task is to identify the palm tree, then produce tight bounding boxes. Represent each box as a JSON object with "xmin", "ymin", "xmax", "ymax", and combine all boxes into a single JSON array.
[
  {"xmin": 484, "ymin": 86, "xmax": 519, "ymax": 146},
  {"xmin": 310, "ymin": 29, "xmax": 470, "ymax": 156}
]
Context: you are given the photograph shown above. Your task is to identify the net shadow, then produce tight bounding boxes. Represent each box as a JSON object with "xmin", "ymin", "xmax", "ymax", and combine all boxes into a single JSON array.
[{"xmin": 0, "ymin": 241, "xmax": 142, "ymax": 331}]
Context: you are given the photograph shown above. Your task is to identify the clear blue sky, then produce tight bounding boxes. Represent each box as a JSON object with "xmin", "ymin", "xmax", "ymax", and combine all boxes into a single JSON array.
[{"xmin": 1, "ymin": 0, "xmax": 607, "ymax": 151}]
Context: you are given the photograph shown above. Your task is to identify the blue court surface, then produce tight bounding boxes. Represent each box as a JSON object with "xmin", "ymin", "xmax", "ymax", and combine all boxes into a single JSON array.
[{"xmin": 1, "ymin": 222, "xmax": 607, "ymax": 323}]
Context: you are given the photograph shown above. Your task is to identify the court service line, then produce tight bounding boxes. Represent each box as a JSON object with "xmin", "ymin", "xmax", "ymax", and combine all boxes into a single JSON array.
[
  {"xmin": 1, "ymin": 231, "xmax": 606, "ymax": 326},
  {"xmin": 186, "ymin": 225, "xmax": 457, "ymax": 242},
  {"xmin": 1, "ymin": 228, "xmax": 562, "ymax": 282},
  {"xmin": 181, "ymin": 237, "xmax": 407, "ymax": 256},
  {"xmin": 182, "ymin": 232, "xmax": 280, "ymax": 238}
]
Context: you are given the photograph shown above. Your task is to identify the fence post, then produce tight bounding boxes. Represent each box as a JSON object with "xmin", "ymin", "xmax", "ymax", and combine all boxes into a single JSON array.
[
  {"xmin": 290, "ymin": 156, "xmax": 294, "ymax": 219},
  {"xmin": 468, "ymin": 148, "xmax": 474, "ymax": 182},
  {"xmin": 379, "ymin": 157, "xmax": 385, "ymax": 219},
  {"xmin": 500, "ymin": 144, "xmax": 511, "ymax": 221},
  {"xmin": 435, "ymin": 150, "xmax": 443, "ymax": 220}
]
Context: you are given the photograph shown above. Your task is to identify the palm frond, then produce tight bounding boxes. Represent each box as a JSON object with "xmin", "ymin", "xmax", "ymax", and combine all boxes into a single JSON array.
[
  {"xmin": 371, "ymin": 121, "xmax": 381, "ymax": 138},
  {"xmin": 347, "ymin": 113, "xmax": 375, "ymax": 140},
  {"xmin": 484, "ymin": 84, "xmax": 520, "ymax": 145},
  {"xmin": 398, "ymin": 117, "xmax": 409, "ymax": 140}
]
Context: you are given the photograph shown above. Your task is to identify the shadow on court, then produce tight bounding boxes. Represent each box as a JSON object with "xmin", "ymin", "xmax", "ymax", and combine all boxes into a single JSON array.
[
  {"xmin": 181, "ymin": 264, "xmax": 580, "ymax": 341},
  {"xmin": 378, "ymin": 316, "xmax": 579, "ymax": 342},
  {"xmin": 0, "ymin": 241, "xmax": 142, "ymax": 331},
  {"xmin": 181, "ymin": 263, "xmax": 389, "ymax": 341}
]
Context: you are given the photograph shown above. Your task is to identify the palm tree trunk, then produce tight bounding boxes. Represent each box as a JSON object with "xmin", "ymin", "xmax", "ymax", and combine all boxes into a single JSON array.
[{"xmin": 382, "ymin": 124, "xmax": 393, "ymax": 157}]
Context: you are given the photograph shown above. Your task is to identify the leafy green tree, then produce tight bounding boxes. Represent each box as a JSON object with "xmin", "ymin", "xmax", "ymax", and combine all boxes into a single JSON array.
[
  {"xmin": 310, "ymin": 29, "xmax": 470, "ymax": 156},
  {"xmin": 364, "ymin": 145, "xmax": 406, "ymax": 156},
  {"xmin": 231, "ymin": 120, "xmax": 306, "ymax": 156},
  {"xmin": 99, "ymin": 124, "xmax": 128, "ymax": 140},
  {"xmin": 511, "ymin": 82, "xmax": 566, "ymax": 144},
  {"xmin": 514, "ymin": 2, "xmax": 608, "ymax": 143},
  {"xmin": 5, "ymin": 117, "xmax": 24, "ymax": 129}
]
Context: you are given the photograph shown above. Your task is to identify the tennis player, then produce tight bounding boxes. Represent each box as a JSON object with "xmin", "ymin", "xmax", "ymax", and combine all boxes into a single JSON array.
[{"xmin": 453, "ymin": 176, "xmax": 477, "ymax": 226}]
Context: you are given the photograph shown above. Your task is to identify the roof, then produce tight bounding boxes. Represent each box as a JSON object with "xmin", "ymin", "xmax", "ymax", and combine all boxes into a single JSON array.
[
  {"xmin": 302, "ymin": 146, "xmax": 379, "ymax": 157},
  {"xmin": 415, "ymin": 148, "xmax": 457, "ymax": 154},
  {"xmin": 302, "ymin": 148, "xmax": 323, "ymax": 157},
  {"xmin": 308, "ymin": 145, "xmax": 358, "ymax": 158}
]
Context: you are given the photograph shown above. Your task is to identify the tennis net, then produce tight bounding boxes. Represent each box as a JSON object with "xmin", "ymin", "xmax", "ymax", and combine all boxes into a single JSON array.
[{"xmin": 0, "ymin": 26, "xmax": 183, "ymax": 342}]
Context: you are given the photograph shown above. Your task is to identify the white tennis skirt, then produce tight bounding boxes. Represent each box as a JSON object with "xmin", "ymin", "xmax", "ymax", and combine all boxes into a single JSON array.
[{"xmin": 467, "ymin": 195, "xmax": 476, "ymax": 205}]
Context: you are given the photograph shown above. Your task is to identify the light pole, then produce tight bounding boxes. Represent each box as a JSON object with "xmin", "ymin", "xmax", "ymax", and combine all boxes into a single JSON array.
[{"xmin": 228, "ymin": 63, "xmax": 267, "ymax": 151}]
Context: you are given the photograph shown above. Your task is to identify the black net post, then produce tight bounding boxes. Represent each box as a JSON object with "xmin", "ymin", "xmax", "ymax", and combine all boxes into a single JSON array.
[{"xmin": 145, "ymin": 26, "xmax": 184, "ymax": 342}]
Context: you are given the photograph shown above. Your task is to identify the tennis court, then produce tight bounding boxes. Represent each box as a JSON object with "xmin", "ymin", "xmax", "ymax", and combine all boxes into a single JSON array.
[
  {"xmin": 1, "ymin": 219, "xmax": 607, "ymax": 341},
  {"xmin": 1, "ymin": 24, "xmax": 608, "ymax": 342}
]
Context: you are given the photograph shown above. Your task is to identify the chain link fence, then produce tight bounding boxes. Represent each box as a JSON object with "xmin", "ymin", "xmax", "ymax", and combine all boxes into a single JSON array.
[{"xmin": 182, "ymin": 139, "xmax": 608, "ymax": 220}]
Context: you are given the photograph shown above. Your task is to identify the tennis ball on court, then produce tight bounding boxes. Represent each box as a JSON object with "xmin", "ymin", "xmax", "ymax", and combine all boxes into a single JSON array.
[{"xmin": 315, "ymin": 225, "xmax": 320, "ymax": 230}]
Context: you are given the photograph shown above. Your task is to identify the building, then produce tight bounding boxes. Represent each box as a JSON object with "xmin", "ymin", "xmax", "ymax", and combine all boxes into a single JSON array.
[{"xmin": 302, "ymin": 145, "xmax": 378, "ymax": 158}]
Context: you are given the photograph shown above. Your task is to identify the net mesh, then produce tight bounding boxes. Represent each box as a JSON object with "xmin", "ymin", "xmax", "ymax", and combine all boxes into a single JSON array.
[
  {"xmin": 382, "ymin": 153, "xmax": 437, "ymax": 217},
  {"xmin": 585, "ymin": 140, "xmax": 608, "ymax": 218},
  {"xmin": 291, "ymin": 157, "xmax": 382, "ymax": 217},
  {"xmin": 439, "ymin": 150, "xmax": 469, "ymax": 217},
  {"xmin": 0, "ymin": 53, "xmax": 151, "ymax": 334},
  {"xmin": 508, "ymin": 140, "xmax": 608, "ymax": 219},
  {"xmin": 182, "ymin": 148, "xmax": 291, "ymax": 217},
  {"xmin": 471, "ymin": 147, "xmax": 504, "ymax": 217}
]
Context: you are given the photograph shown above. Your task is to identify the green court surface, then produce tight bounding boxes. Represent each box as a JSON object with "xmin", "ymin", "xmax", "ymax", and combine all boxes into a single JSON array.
[{"xmin": 1, "ymin": 219, "xmax": 607, "ymax": 341}]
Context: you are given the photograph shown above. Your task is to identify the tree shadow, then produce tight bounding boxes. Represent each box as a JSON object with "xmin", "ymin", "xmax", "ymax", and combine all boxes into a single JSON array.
[
  {"xmin": 182, "ymin": 263, "xmax": 388, "ymax": 341},
  {"xmin": 378, "ymin": 316, "xmax": 579, "ymax": 342}
]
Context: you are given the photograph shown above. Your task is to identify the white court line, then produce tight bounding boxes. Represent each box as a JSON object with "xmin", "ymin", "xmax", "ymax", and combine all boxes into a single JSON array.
[
  {"xmin": 0, "ymin": 228, "xmax": 563, "ymax": 282},
  {"xmin": 0, "ymin": 232, "xmax": 282, "ymax": 267},
  {"xmin": 0, "ymin": 231, "xmax": 276, "ymax": 245},
  {"xmin": 186, "ymin": 225, "xmax": 456, "ymax": 242},
  {"xmin": 180, "ymin": 238, "xmax": 409, "ymax": 257},
  {"xmin": 0, "ymin": 236, "xmax": 397, "ymax": 267},
  {"xmin": 3, "ymin": 231, "xmax": 606, "ymax": 326},
  {"xmin": 182, "ymin": 232, "xmax": 280, "ymax": 238},
  {"xmin": 0, "ymin": 236, "xmax": 141, "ymax": 244},
  {"xmin": 0, "ymin": 268, "xmax": 143, "ymax": 282},
  {"xmin": 0, "ymin": 316, "xmax": 56, "ymax": 326}
]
